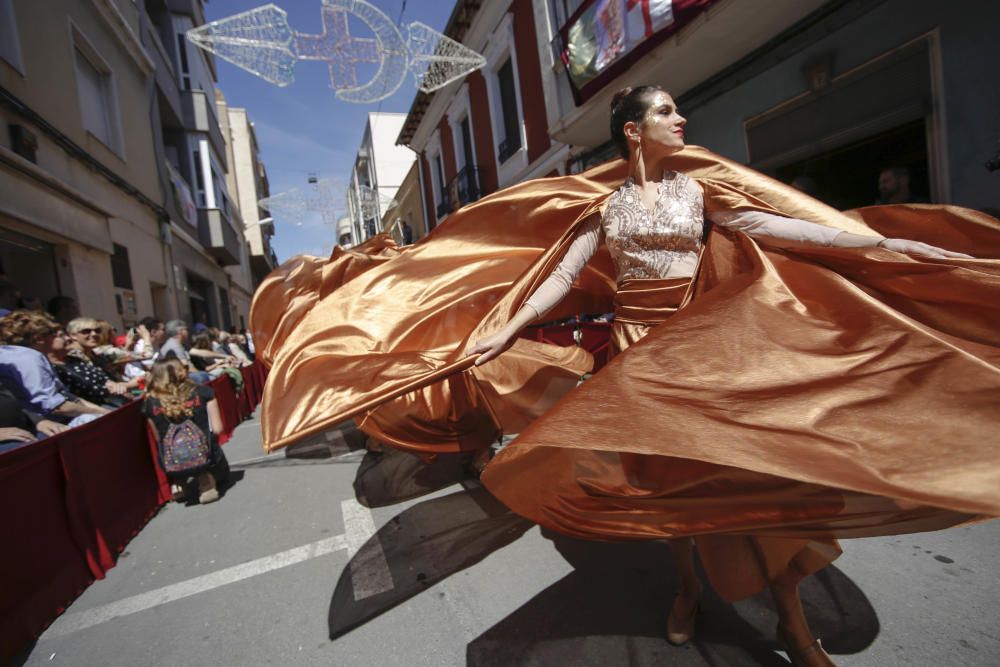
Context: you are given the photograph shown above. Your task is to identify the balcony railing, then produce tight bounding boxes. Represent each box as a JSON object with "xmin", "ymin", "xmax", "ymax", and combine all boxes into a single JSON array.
[
  {"xmin": 436, "ymin": 193, "xmax": 452, "ymax": 219},
  {"xmin": 180, "ymin": 90, "xmax": 226, "ymax": 168},
  {"xmin": 498, "ymin": 137, "xmax": 520, "ymax": 164},
  {"xmin": 446, "ymin": 165, "xmax": 482, "ymax": 209},
  {"xmin": 197, "ymin": 207, "xmax": 240, "ymax": 266}
]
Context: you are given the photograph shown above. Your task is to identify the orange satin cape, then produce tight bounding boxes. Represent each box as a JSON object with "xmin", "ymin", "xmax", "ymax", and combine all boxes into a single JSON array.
[
  {"xmin": 249, "ymin": 233, "xmax": 402, "ymax": 368},
  {"xmin": 254, "ymin": 146, "xmax": 887, "ymax": 454},
  {"xmin": 252, "ymin": 146, "xmax": 1000, "ymax": 558}
]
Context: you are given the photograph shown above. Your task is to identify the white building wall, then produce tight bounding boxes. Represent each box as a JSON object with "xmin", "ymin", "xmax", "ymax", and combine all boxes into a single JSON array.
[{"xmin": 369, "ymin": 112, "xmax": 413, "ymax": 204}]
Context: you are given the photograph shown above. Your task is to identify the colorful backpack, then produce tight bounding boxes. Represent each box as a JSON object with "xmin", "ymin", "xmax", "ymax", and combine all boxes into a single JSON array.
[{"xmin": 161, "ymin": 419, "xmax": 211, "ymax": 474}]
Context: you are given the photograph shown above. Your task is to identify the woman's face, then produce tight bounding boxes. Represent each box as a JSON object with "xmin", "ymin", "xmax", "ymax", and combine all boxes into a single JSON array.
[
  {"xmin": 37, "ymin": 330, "xmax": 69, "ymax": 358},
  {"xmin": 631, "ymin": 91, "xmax": 686, "ymax": 156},
  {"xmin": 72, "ymin": 325, "xmax": 102, "ymax": 350}
]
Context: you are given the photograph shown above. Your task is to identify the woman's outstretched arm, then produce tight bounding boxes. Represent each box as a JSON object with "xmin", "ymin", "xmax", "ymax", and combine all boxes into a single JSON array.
[
  {"xmin": 465, "ymin": 214, "xmax": 602, "ymax": 365},
  {"xmin": 708, "ymin": 209, "xmax": 972, "ymax": 259}
]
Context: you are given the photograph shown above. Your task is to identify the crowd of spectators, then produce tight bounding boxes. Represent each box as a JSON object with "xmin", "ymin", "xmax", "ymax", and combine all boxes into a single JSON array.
[{"xmin": 0, "ymin": 284, "xmax": 255, "ymax": 454}]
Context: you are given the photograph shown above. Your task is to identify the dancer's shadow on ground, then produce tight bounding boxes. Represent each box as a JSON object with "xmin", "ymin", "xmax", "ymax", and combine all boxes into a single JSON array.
[
  {"xmin": 285, "ymin": 421, "xmax": 368, "ymax": 459},
  {"xmin": 466, "ymin": 532, "xmax": 879, "ymax": 666},
  {"xmin": 352, "ymin": 446, "xmax": 470, "ymax": 508},
  {"xmin": 328, "ymin": 485, "xmax": 532, "ymax": 638},
  {"xmin": 332, "ymin": 451, "xmax": 879, "ymax": 665}
]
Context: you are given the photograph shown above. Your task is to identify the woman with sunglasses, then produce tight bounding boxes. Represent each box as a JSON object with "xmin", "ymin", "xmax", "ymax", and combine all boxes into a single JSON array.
[{"xmin": 66, "ymin": 318, "xmax": 143, "ymax": 400}]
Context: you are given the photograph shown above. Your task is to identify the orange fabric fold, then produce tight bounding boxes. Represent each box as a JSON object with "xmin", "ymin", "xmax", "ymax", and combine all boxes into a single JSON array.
[
  {"xmin": 252, "ymin": 146, "xmax": 999, "ymax": 601},
  {"xmin": 248, "ymin": 233, "xmax": 402, "ymax": 368},
  {"xmin": 255, "ymin": 146, "xmax": 876, "ymax": 453}
]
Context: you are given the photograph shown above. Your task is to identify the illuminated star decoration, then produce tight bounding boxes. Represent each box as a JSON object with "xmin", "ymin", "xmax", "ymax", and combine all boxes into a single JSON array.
[
  {"xmin": 356, "ymin": 185, "xmax": 397, "ymax": 220},
  {"xmin": 187, "ymin": 0, "xmax": 487, "ymax": 103},
  {"xmin": 259, "ymin": 178, "xmax": 345, "ymax": 229}
]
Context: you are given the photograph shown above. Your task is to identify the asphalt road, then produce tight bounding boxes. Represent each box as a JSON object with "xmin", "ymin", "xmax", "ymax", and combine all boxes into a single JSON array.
[{"xmin": 16, "ymin": 411, "xmax": 1000, "ymax": 666}]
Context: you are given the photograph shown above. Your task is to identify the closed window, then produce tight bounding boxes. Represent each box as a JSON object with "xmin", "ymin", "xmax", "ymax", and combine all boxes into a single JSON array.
[
  {"xmin": 434, "ymin": 155, "xmax": 445, "ymax": 200},
  {"xmin": 110, "ymin": 243, "xmax": 133, "ymax": 290},
  {"xmin": 73, "ymin": 33, "xmax": 121, "ymax": 153},
  {"xmin": 0, "ymin": 0, "xmax": 24, "ymax": 74},
  {"xmin": 459, "ymin": 116, "xmax": 474, "ymax": 170},
  {"xmin": 497, "ymin": 57, "xmax": 521, "ymax": 161},
  {"xmin": 176, "ymin": 32, "xmax": 192, "ymax": 90},
  {"xmin": 193, "ymin": 149, "xmax": 208, "ymax": 208}
]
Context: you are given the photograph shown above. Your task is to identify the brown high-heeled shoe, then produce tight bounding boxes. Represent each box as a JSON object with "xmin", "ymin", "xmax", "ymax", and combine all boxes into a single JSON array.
[
  {"xmin": 666, "ymin": 593, "xmax": 701, "ymax": 645},
  {"xmin": 777, "ymin": 624, "xmax": 836, "ymax": 666},
  {"xmin": 463, "ymin": 447, "xmax": 493, "ymax": 478}
]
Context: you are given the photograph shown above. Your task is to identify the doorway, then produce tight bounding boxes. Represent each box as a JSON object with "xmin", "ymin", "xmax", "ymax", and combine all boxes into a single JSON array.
[{"xmin": 775, "ymin": 120, "xmax": 930, "ymax": 210}]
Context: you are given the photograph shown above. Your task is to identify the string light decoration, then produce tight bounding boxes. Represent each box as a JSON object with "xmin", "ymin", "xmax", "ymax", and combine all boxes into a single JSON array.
[
  {"xmin": 259, "ymin": 177, "xmax": 345, "ymax": 229},
  {"xmin": 187, "ymin": 0, "xmax": 486, "ymax": 103}
]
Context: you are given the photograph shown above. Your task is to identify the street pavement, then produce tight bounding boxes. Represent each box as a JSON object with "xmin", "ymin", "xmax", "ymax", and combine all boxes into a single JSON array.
[{"xmin": 16, "ymin": 410, "xmax": 1000, "ymax": 666}]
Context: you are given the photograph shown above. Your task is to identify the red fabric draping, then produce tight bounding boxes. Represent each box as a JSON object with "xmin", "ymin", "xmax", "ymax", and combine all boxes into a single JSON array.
[
  {"xmin": 211, "ymin": 375, "xmax": 241, "ymax": 445},
  {"xmin": 521, "ymin": 322, "xmax": 614, "ymax": 372},
  {"xmin": 0, "ymin": 438, "xmax": 95, "ymax": 663},
  {"xmin": 0, "ymin": 362, "xmax": 268, "ymax": 663}
]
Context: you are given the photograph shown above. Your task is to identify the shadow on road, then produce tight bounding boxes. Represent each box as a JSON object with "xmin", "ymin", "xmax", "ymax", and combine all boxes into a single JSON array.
[
  {"xmin": 353, "ymin": 447, "xmax": 471, "ymax": 508},
  {"xmin": 328, "ymin": 486, "xmax": 532, "ymax": 639},
  {"xmin": 465, "ymin": 532, "xmax": 879, "ymax": 666},
  {"xmin": 285, "ymin": 421, "xmax": 368, "ymax": 459}
]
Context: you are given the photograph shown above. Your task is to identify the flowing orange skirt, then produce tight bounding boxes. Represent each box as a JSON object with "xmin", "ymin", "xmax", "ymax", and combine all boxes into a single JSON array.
[
  {"xmin": 482, "ymin": 233, "xmax": 990, "ymax": 601},
  {"xmin": 251, "ymin": 150, "xmax": 1000, "ymax": 604}
]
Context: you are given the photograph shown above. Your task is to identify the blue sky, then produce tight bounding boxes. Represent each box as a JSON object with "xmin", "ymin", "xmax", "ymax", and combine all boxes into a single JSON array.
[{"xmin": 204, "ymin": 0, "xmax": 455, "ymax": 260}]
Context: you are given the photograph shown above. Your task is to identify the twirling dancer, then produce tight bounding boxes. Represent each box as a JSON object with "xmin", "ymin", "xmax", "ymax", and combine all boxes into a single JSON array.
[
  {"xmin": 468, "ymin": 86, "xmax": 994, "ymax": 664},
  {"xmin": 256, "ymin": 87, "xmax": 1000, "ymax": 665}
]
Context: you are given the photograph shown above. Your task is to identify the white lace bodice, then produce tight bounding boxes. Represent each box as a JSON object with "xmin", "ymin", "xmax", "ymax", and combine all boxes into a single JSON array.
[
  {"xmin": 523, "ymin": 173, "xmax": 844, "ymax": 318},
  {"xmin": 603, "ymin": 172, "xmax": 704, "ymax": 281}
]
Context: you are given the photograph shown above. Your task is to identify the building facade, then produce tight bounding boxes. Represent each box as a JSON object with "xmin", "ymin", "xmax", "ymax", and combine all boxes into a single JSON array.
[
  {"xmin": 142, "ymin": 0, "xmax": 248, "ymax": 331},
  {"xmin": 380, "ymin": 161, "xmax": 427, "ymax": 245},
  {"xmin": 399, "ymin": 0, "xmax": 1000, "ymax": 227},
  {"xmin": 1, "ymin": 0, "xmax": 171, "ymax": 326},
  {"xmin": 345, "ymin": 112, "xmax": 416, "ymax": 247},
  {"xmin": 0, "ymin": 0, "xmax": 267, "ymax": 331},
  {"xmin": 216, "ymin": 91, "xmax": 275, "ymax": 298}
]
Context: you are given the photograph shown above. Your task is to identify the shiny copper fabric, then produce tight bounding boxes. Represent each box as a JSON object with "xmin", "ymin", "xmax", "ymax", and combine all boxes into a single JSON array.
[
  {"xmin": 611, "ymin": 277, "xmax": 692, "ymax": 351},
  {"xmin": 258, "ymin": 159, "xmax": 625, "ymax": 453},
  {"xmin": 249, "ymin": 234, "xmax": 402, "ymax": 368},
  {"xmin": 484, "ymin": 259, "xmax": 993, "ymax": 601},
  {"xmin": 256, "ymin": 146, "xmax": 999, "ymax": 600},
  {"xmin": 844, "ymin": 204, "xmax": 1000, "ymax": 258},
  {"xmin": 484, "ymin": 226, "xmax": 999, "ymax": 520},
  {"xmin": 258, "ymin": 147, "xmax": 879, "ymax": 453}
]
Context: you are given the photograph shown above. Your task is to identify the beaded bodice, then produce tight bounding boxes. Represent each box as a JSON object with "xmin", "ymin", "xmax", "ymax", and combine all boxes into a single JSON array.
[{"xmin": 602, "ymin": 172, "xmax": 704, "ymax": 281}]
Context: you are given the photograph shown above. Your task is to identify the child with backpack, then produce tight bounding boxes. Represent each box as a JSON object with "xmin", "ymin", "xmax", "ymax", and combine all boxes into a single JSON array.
[{"xmin": 142, "ymin": 357, "xmax": 227, "ymax": 504}]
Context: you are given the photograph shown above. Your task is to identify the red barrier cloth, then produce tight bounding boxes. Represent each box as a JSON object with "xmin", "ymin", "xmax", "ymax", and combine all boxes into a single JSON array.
[
  {"xmin": 211, "ymin": 375, "xmax": 240, "ymax": 445},
  {"xmin": 146, "ymin": 419, "xmax": 172, "ymax": 503},
  {"xmin": 0, "ymin": 363, "xmax": 269, "ymax": 662},
  {"xmin": 58, "ymin": 403, "xmax": 164, "ymax": 575},
  {"xmin": 0, "ymin": 440, "xmax": 96, "ymax": 663},
  {"xmin": 237, "ymin": 369, "xmax": 253, "ymax": 421},
  {"xmin": 0, "ymin": 401, "xmax": 162, "ymax": 662},
  {"xmin": 520, "ymin": 322, "xmax": 613, "ymax": 372}
]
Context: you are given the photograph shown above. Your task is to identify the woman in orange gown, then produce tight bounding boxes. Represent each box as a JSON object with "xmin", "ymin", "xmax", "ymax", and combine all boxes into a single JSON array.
[
  {"xmin": 254, "ymin": 89, "xmax": 1000, "ymax": 665},
  {"xmin": 465, "ymin": 86, "xmax": 989, "ymax": 665}
]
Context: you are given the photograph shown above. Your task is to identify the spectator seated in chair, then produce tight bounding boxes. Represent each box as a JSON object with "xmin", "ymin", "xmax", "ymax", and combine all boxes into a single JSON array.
[
  {"xmin": 160, "ymin": 319, "xmax": 213, "ymax": 384},
  {"xmin": 0, "ymin": 310, "xmax": 110, "ymax": 428},
  {"xmin": 67, "ymin": 318, "xmax": 144, "ymax": 394}
]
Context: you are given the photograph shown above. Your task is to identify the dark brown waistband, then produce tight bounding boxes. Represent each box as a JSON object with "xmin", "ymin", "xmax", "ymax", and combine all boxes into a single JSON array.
[{"xmin": 613, "ymin": 277, "xmax": 692, "ymax": 325}]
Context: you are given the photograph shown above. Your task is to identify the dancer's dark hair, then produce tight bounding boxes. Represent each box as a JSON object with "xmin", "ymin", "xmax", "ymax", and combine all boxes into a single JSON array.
[{"xmin": 609, "ymin": 85, "xmax": 664, "ymax": 159}]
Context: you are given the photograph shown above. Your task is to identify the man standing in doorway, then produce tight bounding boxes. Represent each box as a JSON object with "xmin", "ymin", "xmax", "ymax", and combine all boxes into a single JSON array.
[{"xmin": 876, "ymin": 166, "xmax": 923, "ymax": 204}]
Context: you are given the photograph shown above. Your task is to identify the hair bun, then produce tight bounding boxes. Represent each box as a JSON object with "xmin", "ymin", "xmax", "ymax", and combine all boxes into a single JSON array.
[{"xmin": 610, "ymin": 87, "xmax": 634, "ymax": 112}]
